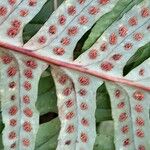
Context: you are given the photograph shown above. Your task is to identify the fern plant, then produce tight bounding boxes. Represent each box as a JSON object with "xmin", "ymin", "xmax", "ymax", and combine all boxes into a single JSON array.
[{"xmin": 0, "ymin": 0, "xmax": 149, "ymax": 150}]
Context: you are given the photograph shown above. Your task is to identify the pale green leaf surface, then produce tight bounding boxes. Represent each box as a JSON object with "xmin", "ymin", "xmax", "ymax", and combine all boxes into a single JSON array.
[
  {"xmin": 36, "ymin": 90, "xmax": 58, "ymax": 115},
  {"xmin": 94, "ymin": 121, "xmax": 115, "ymax": 150},
  {"xmin": 35, "ymin": 118, "xmax": 60, "ymax": 148}
]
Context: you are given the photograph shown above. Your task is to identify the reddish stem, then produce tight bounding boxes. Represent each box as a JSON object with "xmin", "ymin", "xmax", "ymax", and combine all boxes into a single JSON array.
[{"xmin": 0, "ymin": 41, "xmax": 149, "ymax": 91}]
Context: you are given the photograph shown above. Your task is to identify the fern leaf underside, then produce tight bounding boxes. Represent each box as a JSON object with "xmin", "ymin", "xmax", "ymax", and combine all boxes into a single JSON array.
[{"xmin": 0, "ymin": 0, "xmax": 149, "ymax": 150}]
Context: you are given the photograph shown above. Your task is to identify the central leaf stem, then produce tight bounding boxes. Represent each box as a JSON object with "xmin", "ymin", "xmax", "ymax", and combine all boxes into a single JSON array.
[{"xmin": 0, "ymin": 41, "xmax": 149, "ymax": 91}]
